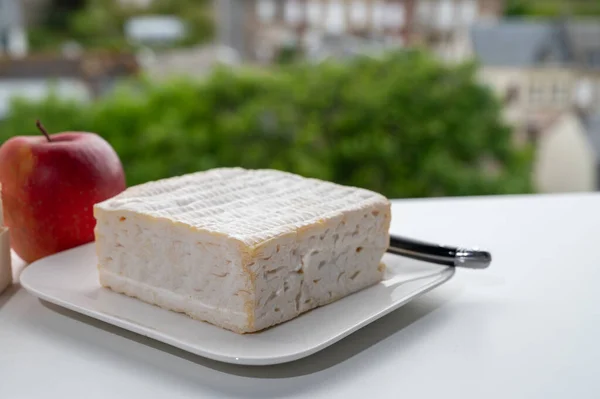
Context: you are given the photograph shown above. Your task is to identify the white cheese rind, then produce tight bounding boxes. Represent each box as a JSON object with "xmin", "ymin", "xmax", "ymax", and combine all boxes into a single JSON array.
[{"xmin": 94, "ymin": 168, "xmax": 391, "ymax": 333}]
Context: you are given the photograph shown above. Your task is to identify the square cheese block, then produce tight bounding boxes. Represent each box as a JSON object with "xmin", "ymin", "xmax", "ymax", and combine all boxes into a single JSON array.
[{"xmin": 93, "ymin": 168, "xmax": 391, "ymax": 333}]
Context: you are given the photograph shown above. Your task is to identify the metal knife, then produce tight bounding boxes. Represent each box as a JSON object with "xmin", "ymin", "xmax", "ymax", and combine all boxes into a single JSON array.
[{"xmin": 388, "ymin": 234, "xmax": 492, "ymax": 269}]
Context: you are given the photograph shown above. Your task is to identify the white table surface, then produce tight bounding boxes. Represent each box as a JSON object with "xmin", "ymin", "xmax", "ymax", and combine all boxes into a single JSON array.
[{"xmin": 1, "ymin": 193, "xmax": 599, "ymax": 399}]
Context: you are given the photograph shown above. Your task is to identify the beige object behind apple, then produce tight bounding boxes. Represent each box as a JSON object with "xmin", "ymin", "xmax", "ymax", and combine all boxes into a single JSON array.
[{"xmin": 0, "ymin": 183, "xmax": 13, "ymax": 294}]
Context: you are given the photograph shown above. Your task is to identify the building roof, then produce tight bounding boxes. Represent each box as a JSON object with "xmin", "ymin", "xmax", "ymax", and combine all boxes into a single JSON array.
[
  {"xmin": 471, "ymin": 21, "xmax": 553, "ymax": 67},
  {"xmin": 470, "ymin": 18, "xmax": 600, "ymax": 69},
  {"xmin": 563, "ymin": 22, "xmax": 600, "ymax": 67}
]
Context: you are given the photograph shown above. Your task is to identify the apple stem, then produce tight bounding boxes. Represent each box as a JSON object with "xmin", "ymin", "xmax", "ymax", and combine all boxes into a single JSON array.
[{"xmin": 36, "ymin": 120, "xmax": 52, "ymax": 142}]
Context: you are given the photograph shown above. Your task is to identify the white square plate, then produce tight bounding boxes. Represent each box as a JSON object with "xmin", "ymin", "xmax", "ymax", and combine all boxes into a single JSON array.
[{"xmin": 20, "ymin": 243, "xmax": 454, "ymax": 366}]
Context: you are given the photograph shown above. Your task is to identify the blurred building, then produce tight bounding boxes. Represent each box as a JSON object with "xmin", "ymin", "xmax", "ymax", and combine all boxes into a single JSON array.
[
  {"xmin": 470, "ymin": 19, "xmax": 600, "ymax": 143},
  {"xmin": 414, "ymin": 0, "xmax": 504, "ymax": 62},
  {"xmin": 533, "ymin": 110, "xmax": 597, "ymax": 193},
  {"xmin": 0, "ymin": 0, "xmax": 28, "ymax": 57},
  {"xmin": 0, "ymin": 52, "xmax": 139, "ymax": 119},
  {"xmin": 471, "ymin": 18, "xmax": 600, "ymax": 193},
  {"xmin": 124, "ymin": 16, "xmax": 187, "ymax": 47},
  {"xmin": 215, "ymin": 0, "xmax": 505, "ymax": 63},
  {"xmin": 139, "ymin": 44, "xmax": 241, "ymax": 80}
]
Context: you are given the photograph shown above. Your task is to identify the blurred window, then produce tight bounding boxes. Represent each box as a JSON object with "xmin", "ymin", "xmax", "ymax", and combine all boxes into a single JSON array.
[
  {"xmin": 551, "ymin": 82, "xmax": 568, "ymax": 105},
  {"xmin": 307, "ymin": 0, "xmax": 322, "ymax": 27},
  {"xmin": 372, "ymin": 1, "xmax": 385, "ymax": 32},
  {"xmin": 575, "ymin": 78, "xmax": 594, "ymax": 108},
  {"xmin": 438, "ymin": 0, "xmax": 455, "ymax": 29},
  {"xmin": 384, "ymin": 2, "xmax": 405, "ymax": 29},
  {"xmin": 529, "ymin": 82, "xmax": 544, "ymax": 105},
  {"xmin": 350, "ymin": 0, "xmax": 368, "ymax": 28},
  {"xmin": 458, "ymin": 0, "xmax": 477, "ymax": 24},
  {"xmin": 325, "ymin": 0, "xmax": 346, "ymax": 34},
  {"xmin": 257, "ymin": 0, "xmax": 276, "ymax": 23},
  {"xmin": 588, "ymin": 50, "xmax": 600, "ymax": 67},
  {"xmin": 125, "ymin": 16, "xmax": 185, "ymax": 44},
  {"xmin": 417, "ymin": 0, "xmax": 433, "ymax": 20},
  {"xmin": 285, "ymin": 0, "xmax": 303, "ymax": 26}
]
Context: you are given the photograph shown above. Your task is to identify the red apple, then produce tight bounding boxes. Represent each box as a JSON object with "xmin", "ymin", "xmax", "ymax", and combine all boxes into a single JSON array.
[{"xmin": 0, "ymin": 121, "xmax": 126, "ymax": 263}]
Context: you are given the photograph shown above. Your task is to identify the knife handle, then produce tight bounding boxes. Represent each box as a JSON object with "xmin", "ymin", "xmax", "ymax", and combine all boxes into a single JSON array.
[{"xmin": 387, "ymin": 234, "xmax": 491, "ymax": 269}]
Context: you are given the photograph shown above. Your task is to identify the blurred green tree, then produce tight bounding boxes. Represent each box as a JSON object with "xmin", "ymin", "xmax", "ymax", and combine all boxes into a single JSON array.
[
  {"xmin": 29, "ymin": 0, "xmax": 214, "ymax": 52},
  {"xmin": 504, "ymin": 0, "xmax": 600, "ymax": 17},
  {"xmin": 0, "ymin": 51, "xmax": 534, "ymax": 198}
]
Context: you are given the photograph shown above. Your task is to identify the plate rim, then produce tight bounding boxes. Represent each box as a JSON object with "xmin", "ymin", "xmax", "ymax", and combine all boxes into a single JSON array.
[{"xmin": 20, "ymin": 243, "xmax": 456, "ymax": 366}]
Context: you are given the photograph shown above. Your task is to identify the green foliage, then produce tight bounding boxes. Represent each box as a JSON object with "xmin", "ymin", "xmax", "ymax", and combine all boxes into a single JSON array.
[
  {"xmin": 504, "ymin": 0, "xmax": 600, "ymax": 17},
  {"xmin": 504, "ymin": 0, "xmax": 533, "ymax": 17},
  {"xmin": 0, "ymin": 51, "xmax": 533, "ymax": 198},
  {"xmin": 30, "ymin": 0, "xmax": 214, "ymax": 52},
  {"xmin": 275, "ymin": 44, "xmax": 302, "ymax": 65},
  {"xmin": 141, "ymin": 0, "xmax": 214, "ymax": 47}
]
